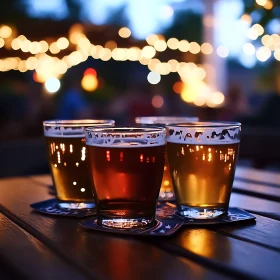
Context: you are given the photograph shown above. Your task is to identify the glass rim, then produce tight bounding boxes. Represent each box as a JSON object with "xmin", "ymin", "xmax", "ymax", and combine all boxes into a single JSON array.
[
  {"xmin": 43, "ymin": 119, "xmax": 115, "ymax": 127},
  {"xmin": 166, "ymin": 121, "xmax": 241, "ymax": 128},
  {"xmin": 85, "ymin": 126, "xmax": 165, "ymax": 135},
  {"xmin": 135, "ymin": 116, "xmax": 198, "ymax": 124}
]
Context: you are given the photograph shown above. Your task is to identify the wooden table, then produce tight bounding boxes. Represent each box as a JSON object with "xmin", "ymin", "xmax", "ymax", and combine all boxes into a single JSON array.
[{"xmin": 0, "ymin": 166, "xmax": 279, "ymax": 280}]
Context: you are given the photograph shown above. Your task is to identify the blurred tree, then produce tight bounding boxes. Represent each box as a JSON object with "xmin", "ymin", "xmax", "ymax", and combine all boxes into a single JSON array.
[{"xmin": 163, "ymin": 10, "xmax": 202, "ymax": 43}]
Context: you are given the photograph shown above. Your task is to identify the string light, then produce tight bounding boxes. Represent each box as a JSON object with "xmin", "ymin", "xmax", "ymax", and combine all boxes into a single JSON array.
[{"xmin": 118, "ymin": 27, "xmax": 131, "ymax": 38}]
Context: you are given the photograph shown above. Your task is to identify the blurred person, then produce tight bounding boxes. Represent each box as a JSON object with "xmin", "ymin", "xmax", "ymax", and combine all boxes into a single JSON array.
[
  {"xmin": 55, "ymin": 75, "xmax": 92, "ymax": 120},
  {"xmin": 219, "ymin": 84, "xmax": 249, "ymax": 121}
]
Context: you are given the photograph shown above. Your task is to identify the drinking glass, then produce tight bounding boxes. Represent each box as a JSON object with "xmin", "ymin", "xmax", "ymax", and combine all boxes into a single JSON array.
[
  {"xmin": 43, "ymin": 119, "xmax": 115, "ymax": 209},
  {"xmin": 135, "ymin": 116, "xmax": 198, "ymax": 200},
  {"xmin": 166, "ymin": 122, "xmax": 241, "ymax": 219},
  {"xmin": 85, "ymin": 127, "xmax": 166, "ymax": 229}
]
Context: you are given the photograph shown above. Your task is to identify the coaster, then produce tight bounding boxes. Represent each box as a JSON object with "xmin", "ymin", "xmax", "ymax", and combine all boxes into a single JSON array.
[
  {"xmin": 30, "ymin": 199, "xmax": 96, "ymax": 218},
  {"xmin": 156, "ymin": 201, "xmax": 256, "ymax": 225},
  {"xmin": 80, "ymin": 218, "xmax": 184, "ymax": 236}
]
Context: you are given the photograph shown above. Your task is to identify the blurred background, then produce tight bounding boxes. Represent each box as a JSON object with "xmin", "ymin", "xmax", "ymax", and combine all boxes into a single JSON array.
[{"xmin": 1, "ymin": 0, "xmax": 280, "ymax": 177}]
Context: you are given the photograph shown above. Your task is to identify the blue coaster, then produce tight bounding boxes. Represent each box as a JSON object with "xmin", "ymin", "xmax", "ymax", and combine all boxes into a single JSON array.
[
  {"xmin": 30, "ymin": 198, "xmax": 96, "ymax": 218},
  {"xmin": 156, "ymin": 201, "xmax": 256, "ymax": 225},
  {"xmin": 80, "ymin": 218, "xmax": 184, "ymax": 236}
]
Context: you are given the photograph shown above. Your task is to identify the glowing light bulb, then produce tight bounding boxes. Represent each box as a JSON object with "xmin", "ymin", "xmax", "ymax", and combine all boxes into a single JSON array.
[
  {"xmin": 118, "ymin": 27, "xmax": 131, "ymax": 38},
  {"xmin": 45, "ymin": 78, "xmax": 61, "ymax": 93},
  {"xmin": 147, "ymin": 72, "xmax": 161, "ymax": 84}
]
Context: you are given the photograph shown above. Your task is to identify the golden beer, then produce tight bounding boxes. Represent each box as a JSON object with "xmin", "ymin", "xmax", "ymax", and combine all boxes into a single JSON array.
[
  {"xmin": 135, "ymin": 116, "xmax": 198, "ymax": 200},
  {"xmin": 46, "ymin": 136, "xmax": 92, "ymax": 202},
  {"xmin": 43, "ymin": 119, "xmax": 115, "ymax": 209},
  {"xmin": 166, "ymin": 122, "xmax": 241, "ymax": 219},
  {"xmin": 86, "ymin": 127, "xmax": 166, "ymax": 229}
]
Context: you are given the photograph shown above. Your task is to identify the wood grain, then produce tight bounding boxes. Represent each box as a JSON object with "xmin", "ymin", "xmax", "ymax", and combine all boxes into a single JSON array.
[
  {"xmin": 0, "ymin": 213, "xmax": 88, "ymax": 280},
  {"xmin": 0, "ymin": 177, "xmax": 230, "ymax": 280}
]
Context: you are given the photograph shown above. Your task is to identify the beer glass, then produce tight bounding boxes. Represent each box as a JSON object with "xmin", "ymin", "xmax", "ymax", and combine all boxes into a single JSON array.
[
  {"xmin": 166, "ymin": 122, "xmax": 241, "ymax": 219},
  {"xmin": 135, "ymin": 116, "xmax": 198, "ymax": 200},
  {"xmin": 43, "ymin": 119, "xmax": 115, "ymax": 209},
  {"xmin": 85, "ymin": 127, "xmax": 166, "ymax": 229}
]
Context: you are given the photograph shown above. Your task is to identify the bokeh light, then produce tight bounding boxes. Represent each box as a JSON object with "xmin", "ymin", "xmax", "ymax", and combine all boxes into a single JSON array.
[
  {"xmin": 45, "ymin": 78, "xmax": 61, "ymax": 93},
  {"xmin": 81, "ymin": 75, "xmax": 98, "ymax": 91},
  {"xmin": 256, "ymin": 46, "xmax": 271, "ymax": 61},
  {"xmin": 118, "ymin": 27, "xmax": 131, "ymax": 38},
  {"xmin": 147, "ymin": 71, "xmax": 161, "ymax": 84},
  {"xmin": 152, "ymin": 95, "xmax": 164, "ymax": 108},
  {"xmin": 243, "ymin": 43, "xmax": 255, "ymax": 55},
  {"xmin": 217, "ymin": 46, "xmax": 229, "ymax": 58}
]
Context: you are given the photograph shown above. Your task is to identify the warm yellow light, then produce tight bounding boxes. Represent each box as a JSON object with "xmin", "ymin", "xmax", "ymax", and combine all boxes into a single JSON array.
[
  {"xmin": 252, "ymin": 24, "xmax": 264, "ymax": 36},
  {"xmin": 77, "ymin": 37, "xmax": 91, "ymax": 50},
  {"xmin": 105, "ymin": 40, "xmax": 117, "ymax": 50},
  {"xmin": 141, "ymin": 46, "xmax": 156, "ymax": 59},
  {"xmin": 81, "ymin": 75, "xmax": 98, "ymax": 91},
  {"xmin": 264, "ymin": 0, "xmax": 273, "ymax": 9},
  {"xmin": 100, "ymin": 48, "xmax": 112, "ymax": 61},
  {"xmin": 112, "ymin": 48, "xmax": 127, "ymax": 61},
  {"xmin": 178, "ymin": 40, "xmax": 190, "ymax": 52},
  {"xmin": 118, "ymin": 27, "xmax": 131, "ymax": 38},
  {"xmin": 30, "ymin": 42, "xmax": 41, "ymax": 54},
  {"xmin": 181, "ymin": 81, "xmax": 210, "ymax": 104},
  {"xmin": 17, "ymin": 35, "xmax": 27, "ymax": 41},
  {"xmin": 90, "ymin": 45, "xmax": 101, "ymax": 59},
  {"xmin": 39, "ymin": 41, "xmax": 49, "ymax": 53},
  {"xmin": 189, "ymin": 42, "xmax": 200, "ymax": 54},
  {"xmin": 69, "ymin": 23, "xmax": 84, "ymax": 44},
  {"xmin": 168, "ymin": 59, "xmax": 179, "ymax": 72},
  {"xmin": 167, "ymin": 38, "xmax": 179, "ymax": 50},
  {"xmin": 18, "ymin": 60, "xmax": 28, "ymax": 72},
  {"xmin": 11, "ymin": 38, "xmax": 21, "ymax": 50},
  {"xmin": 241, "ymin": 14, "xmax": 252, "ymax": 24},
  {"xmin": 21, "ymin": 40, "xmax": 31, "ymax": 52},
  {"xmin": 256, "ymin": 46, "xmax": 271, "ymax": 62},
  {"xmin": 247, "ymin": 28, "xmax": 259, "ymax": 40},
  {"xmin": 127, "ymin": 47, "xmax": 141, "ymax": 61},
  {"xmin": 26, "ymin": 57, "xmax": 38, "ymax": 70},
  {"xmin": 139, "ymin": 57, "xmax": 150, "ymax": 65},
  {"xmin": 194, "ymin": 95, "xmax": 206, "ymax": 107},
  {"xmin": 56, "ymin": 60, "xmax": 68, "ymax": 74},
  {"xmin": 207, "ymin": 91, "xmax": 225, "ymax": 107},
  {"xmin": 146, "ymin": 34, "xmax": 159, "ymax": 46},
  {"xmin": 271, "ymin": 34, "xmax": 280, "ymax": 46},
  {"xmin": 262, "ymin": 35, "xmax": 273, "ymax": 47},
  {"xmin": 0, "ymin": 38, "xmax": 4, "ymax": 48},
  {"xmin": 49, "ymin": 42, "xmax": 60, "ymax": 54},
  {"xmin": 154, "ymin": 40, "xmax": 167, "ymax": 52},
  {"xmin": 274, "ymin": 49, "xmax": 280, "ymax": 61},
  {"xmin": 243, "ymin": 43, "xmax": 255, "ymax": 55},
  {"xmin": 148, "ymin": 58, "xmax": 160, "ymax": 71},
  {"xmin": 201, "ymin": 43, "xmax": 213, "ymax": 55},
  {"xmin": 256, "ymin": 0, "xmax": 267, "ymax": 6},
  {"xmin": 57, "ymin": 37, "xmax": 69, "ymax": 50},
  {"xmin": 0, "ymin": 25, "xmax": 12, "ymax": 38}
]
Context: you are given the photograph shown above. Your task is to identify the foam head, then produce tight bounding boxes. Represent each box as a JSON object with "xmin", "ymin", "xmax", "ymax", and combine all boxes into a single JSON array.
[
  {"xmin": 85, "ymin": 127, "xmax": 166, "ymax": 147},
  {"xmin": 166, "ymin": 122, "xmax": 241, "ymax": 145},
  {"xmin": 43, "ymin": 119, "xmax": 115, "ymax": 138}
]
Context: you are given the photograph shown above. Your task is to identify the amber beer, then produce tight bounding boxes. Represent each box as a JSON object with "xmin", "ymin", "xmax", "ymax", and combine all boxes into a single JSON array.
[
  {"xmin": 135, "ymin": 116, "xmax": 198, "ymax": 200},
  {"xmin": 43, "ymin": 120, "xmax": 115, "ymax": 209},
  {"xmin": 86, "ymin": 127, "xmax": 166, "ymax": 229},
  {"xmin": 166, "ymin": 122, "xmax": 241, "ymax": 219}
]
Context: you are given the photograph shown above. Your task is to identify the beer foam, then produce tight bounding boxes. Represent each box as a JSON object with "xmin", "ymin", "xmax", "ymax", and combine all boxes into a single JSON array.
[
  {"xmin": 44, "ymin": 126, "xmax": 86, "ymax": 138},
  {"xmin": 166, "ymin": 126, "xmax": 241, "ymax": 145},
  {"xmin": 86, "ymin": 133, "xmax": 166, "ymax": 147}
]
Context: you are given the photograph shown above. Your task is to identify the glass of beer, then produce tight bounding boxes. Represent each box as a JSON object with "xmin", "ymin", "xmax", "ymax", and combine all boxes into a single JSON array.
[
  {"xmin": 43, "ymin": 119, "xmax": 115, "ymax": 210},
  {"xmin": 85, "ymin": 127, "xmax": 166, "ymax": 229},
  {"xmin": 135, "ymin": 116, "xmax": 198, "ymax": 200},
  {"xmin": 166, "ymin": 122, "xmax": 241, "ymax": 219}
]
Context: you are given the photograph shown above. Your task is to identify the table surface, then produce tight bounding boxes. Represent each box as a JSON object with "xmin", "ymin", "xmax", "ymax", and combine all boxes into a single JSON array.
[{"xmin": 0, "ymin": 166, "xmax": 280, "ymax": 280}]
